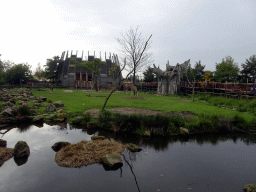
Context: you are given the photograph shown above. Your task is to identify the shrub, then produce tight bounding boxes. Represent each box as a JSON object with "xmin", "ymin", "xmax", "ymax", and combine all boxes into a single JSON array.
[
  {"xmin": 82, "ymin": 112, "xmax": 93, "ymax": 124},
  {"xmin": 230, "ymin": 114, "xmax": 248, "ymax": 130},
  {"xmin": 237, "ymin": 106, "xmax": 247, "ymax": 112},
  {"xmin": 98, "ymin": 110, "xmax": 114, "ymax": 129},
  {"xmin": 0, "ymin": 104, "xmax": 3, "ymax": 113},
  {"xmin": 17, "ymin": 105, "xmax": 31, "ymax": 116}
]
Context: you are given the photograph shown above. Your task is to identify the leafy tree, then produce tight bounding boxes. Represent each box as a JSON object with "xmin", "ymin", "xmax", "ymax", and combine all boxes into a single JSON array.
[
  {"xmin": 117, "ymin": 26, "xmax": 153, "ymax": 95},
  {"xmin": 193, "ymin": 60, "xmax": 206, "ymax": 81},
  {"xmin": 0, "ymin": 69, "xmax": 6, "ymax": 84},
  {"xmin": 183, "ymin": 62, "xmax": 195, "ymax": 83},
  {"xmin": 43, "ymin": 56, "xmax": 60, "ymax": 82},
  {"xmin": 0, "ymin": 60, "xmax": 14, "ymax": 72},
  {"xmin": 109, "ymin": 63, "xmax": 118, "ymax": 86},
  {"xmin": 72, "ymin": 58, "xmax": 106, "ymax": 91},
  {"xmin": 241, "ymin": 54, "xmax": 256, "ymax": 83},
  {"xmin": 6, "ymin": 63, "xmax": 32, "ymax": 85},
  {"xmin": 34, "ymin": 63, "xmax": 43, "ymax": 81},
  {"xmin": 143, "ymin": 66, "xmax": 157, "ymax": 82},
  {"xmin": 214, "ymin": 56, "xmax": 240, "ymax": 83}
]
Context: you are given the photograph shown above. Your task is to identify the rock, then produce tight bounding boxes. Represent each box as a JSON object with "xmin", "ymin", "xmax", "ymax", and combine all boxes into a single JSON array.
[
  {"xmin": 14, "ymin": 156, "xmax": 28, "ymax": 166},
  {"xmin": 57, "ymin": 109, "xmax": 64, "ymax": 113},
  {"xmin": 180, "ymin": 127, "xmax": 189, "ymax": 135},
  {"xmin": 46, "ymin": 105, "xmax": 56, "ymax": 112},
  {"xmin": 3, "ymin": 101, "xmax": 15, "ymax": 107},
  {"xmin": 0, "ymin": 139, "xmax": 7, "ymax": 147},
  {"xmin": 14, "ymin": 141, "xmax": 30, "ymax": 158},
  {"xmin": 16, "ymin": 96, "xmax": 23, "ymax": 100},
  {"xmin": 33, "ymin": 103, "xmax": 41, "ymax": 109},
  {"xmin": 91, "ymin": 136, "xmax": 105, "ymax": 140},
  {"xmin": 243, "ymin": 184, "xmax": 256, "ymax": 192},
  {"xmin": 29, "ymin": 96, "xmax": 37, "ymax": 100},
  {"xmin": 11, "ymin": 105, "xmax": 18, "ymax": 113},
  {"xmin": 33, "ymin": 115, "xmax": 44, "ymax": 122},
  {"xmin": 0, "ymin": 147, "xmax": 14, "ymax": 167},
  {"xmin": 53, "ymin": 101, "xmax": 64, "ymax": 108},
  {"xmin": 18, "ymin": 100, "xmax": 24, "ymax": 105},
  {"xmin": 127, "ymin": 143, "xmax": 142, "ymax": 152},
  {"xmin": 8, "ymin": 99, "xmax": 16, "ymax": 104},
  {"xmin": 102, "ymin": 153, "xmax": 123, "ymax": 168},
  {"xmin": 39, "ymin": 96, "xmax": 47, "ymax": 101},
  {"xmin": 52, "ymin": 142, "xmax": 71, "ymax": 152},
  {"xmin": 1, "ymin": 108, "xmax": 17, "ymax": 117},
  {"xmin": 56, "ymin": 113, "xmax": 67, "ymax": 121}
]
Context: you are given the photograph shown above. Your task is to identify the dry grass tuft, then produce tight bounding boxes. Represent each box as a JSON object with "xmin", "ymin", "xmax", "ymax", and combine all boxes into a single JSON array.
[{"xmin": 55, "ymin": 140, "xmax": 127, "ymax": 168}]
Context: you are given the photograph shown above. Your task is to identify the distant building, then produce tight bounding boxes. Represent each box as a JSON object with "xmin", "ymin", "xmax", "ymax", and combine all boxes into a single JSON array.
[{"xmin": 57, "ymin": 50, "xmax": 123, "ymax": 89}]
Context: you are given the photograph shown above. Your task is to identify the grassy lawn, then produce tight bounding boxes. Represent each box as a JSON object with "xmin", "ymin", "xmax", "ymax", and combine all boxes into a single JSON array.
[{"xmin": 30, "ymin": 88, "xmax": 256, "ymax": 124}]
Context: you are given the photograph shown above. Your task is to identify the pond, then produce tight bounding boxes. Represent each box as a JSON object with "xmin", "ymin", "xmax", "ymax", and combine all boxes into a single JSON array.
[{"xmin": 1, "ymin": 123, "xmax": 256, "ymax": 192}]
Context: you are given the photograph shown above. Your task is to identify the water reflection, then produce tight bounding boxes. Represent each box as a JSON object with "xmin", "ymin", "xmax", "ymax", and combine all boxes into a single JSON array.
[{"xmin": 1, "ymin": 123, "xmax": 256, "ymax": 192}]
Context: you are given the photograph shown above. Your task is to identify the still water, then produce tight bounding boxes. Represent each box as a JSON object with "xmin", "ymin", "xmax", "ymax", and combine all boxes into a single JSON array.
[{"xmin": 0, "ymin": 122, "xmax": 256, "ymax": 192}]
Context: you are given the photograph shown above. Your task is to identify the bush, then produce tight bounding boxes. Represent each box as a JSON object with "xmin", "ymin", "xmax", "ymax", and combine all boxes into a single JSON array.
[
  {"xmin": 17, "ymin": 105, "xmax": 31, "ymax": 116},
  {"xmin": 0, "ymin": 104, "xmax": 3, "ymax": 113},
  {"xmin": 237, "ymin": 106, "xmax": 247, "ymax": 112},
  {"xmin": 82, "ymin": 112, "xmax": 93, "ymax": 124},
  {"xmin": 98, "ymin": 110, "xmax": 114, "ymax": 129},
  {"xmin": 230, "ymin": 114, "xmax": 248, "ymax": 130}
]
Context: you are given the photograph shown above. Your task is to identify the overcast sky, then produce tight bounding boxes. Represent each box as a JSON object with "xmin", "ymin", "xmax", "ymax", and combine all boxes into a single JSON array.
[{"xmin": 1, "ymin": 0, "xmax": 256, "ymax": 78}]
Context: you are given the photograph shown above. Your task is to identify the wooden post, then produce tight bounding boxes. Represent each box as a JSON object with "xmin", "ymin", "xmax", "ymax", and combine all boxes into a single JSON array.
[
  {"xmin": 80, "ymin": 72, "xmax": 82, "ymax": 89},
  {"xmin": 225, "ymin": 81, "xmax": 227, "ymax": 98}
]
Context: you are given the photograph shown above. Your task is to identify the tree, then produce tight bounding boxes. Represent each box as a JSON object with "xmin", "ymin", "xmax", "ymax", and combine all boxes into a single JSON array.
[
  {"xmin": 34, "ymin": 63, "xmax": 43, "ymax": 81},
  {"xmin": 241, "ymin": 54, "xmax": 256, "ymax": 83},
  {"xmin": 117, "ymin": 26, "xmax": 153, "ymax": 94},
  {"xmin": 214, "ymin": 56, "xmax": 240, "ymax": 83},
  {"xmin": 6, "ymin": 63, "xmax": 32, "ymax": 85},
  {"xmin": 44, "ymin": 56, "xmax": 60, "ymax": 82},
  {"xmin": 0, "ymin": 60, "xmax": 14, "ymax": 72},
  {"xmin": 183, "ymin": 60, "xmax": 197, "ymax": 102},
  {"xmin": 72, "ymin": 58, "xmax": 106, "ymax": 91},
  {"xmin": 143, "ymin": 66, "xmax": 157, "ymax": 82},
  {"xmin": 193, "ymin": 60, "xmax": 206, "ymax": 82},
  {"xmin": 102, "ymin": 58, "xmax": 135, "ymax": 111}
]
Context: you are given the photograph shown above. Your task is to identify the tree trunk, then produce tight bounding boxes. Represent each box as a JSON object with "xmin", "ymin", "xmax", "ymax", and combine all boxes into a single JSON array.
[
  {"xmin": 133, "ymin": 70, "xmax": 136, "ymax": 95},
  {"xmin": 192, "ymin": 80, "xmax": 195, "ymax": 102}
]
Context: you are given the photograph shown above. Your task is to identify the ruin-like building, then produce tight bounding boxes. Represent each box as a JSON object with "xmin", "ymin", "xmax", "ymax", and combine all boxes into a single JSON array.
[
  {"xmin": 57, "ymin": 50, "xmax": 122, "ymax": 89},
  {"xmin": 151, "ymin": 60, "xmax": 189, "ymax": 94}
]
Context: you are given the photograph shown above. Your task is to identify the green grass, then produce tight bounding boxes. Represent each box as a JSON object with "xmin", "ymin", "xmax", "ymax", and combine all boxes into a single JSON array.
[{"xmin": 30, "ymin": 89, "xmax": 256, "ymax": 123}]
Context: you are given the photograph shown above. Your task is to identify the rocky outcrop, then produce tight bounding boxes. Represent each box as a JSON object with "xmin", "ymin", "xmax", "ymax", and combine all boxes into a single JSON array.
[
  {"xmin": 33, "ymin": 115, "xmax": 44, "ymax": 122},
  {"xmin": 56, "ymin": 113, "xmax": 67, "ymax": 121},
  {"xmin": 52, "ymin": 142, "xmax": 71, "ymax": 152},
  {"xmin": 102, "ymin": 153, "xmax": 123, "ymax": 168},
  {"xmin": 46, "ymin": 105, "xmax": 56, "ymax": 112},
  {"xmin": 180, "ymin": 127, "xmax": 189, "ymax": 135},
  {"xmin": 0, "ymin": 147, "xmax": 14, "ymax": 167},
  {"xmin": 39, "ymin": 96, "xmax": 47, "ymax": 101},
  {"xmin": 33, "ymin": 103, "xmax": 41, "ymax": 109},
  {"xmin": 127, "ymin": 143, "xmax": 142, "ymax": 152},
  {"xmin": 1, "ymin": 108, "xmax": 17, "ymax": 117},
  {"xmin": 53, "ymin": 101, "xmax": 64, "ymax": 108},
  {"xmin": 14, "ymin": 141, "xmax": 30, "ymax": 158},
  {"xmin": 0, "ymin": 139, "xmax": 7, "ymax": 147}
]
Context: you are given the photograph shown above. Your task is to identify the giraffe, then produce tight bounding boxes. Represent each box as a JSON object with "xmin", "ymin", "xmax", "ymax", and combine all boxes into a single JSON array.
[
  {"xmin": 48, "ymin": 83, "xmax": 53, "ymax": 91},
  {"xmin": 124, "ymin": 83, "xmax": 138, "ymax": 95}
]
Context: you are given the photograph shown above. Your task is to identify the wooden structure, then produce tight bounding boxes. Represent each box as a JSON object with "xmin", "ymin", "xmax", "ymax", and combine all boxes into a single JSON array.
[{"xmin": 57, "ymin": 50, "xmax": 122, "ymax": 89}]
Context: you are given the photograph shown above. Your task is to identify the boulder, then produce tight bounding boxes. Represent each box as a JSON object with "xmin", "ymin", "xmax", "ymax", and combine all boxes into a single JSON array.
[
  {"xmin": 8, "ymin": 99, "xmax": 16, "ymax": 104},
  {"xmin": 29, "ymin": 96, "xmax": 37, "ymax": 100},
  {"xmin": 0, "ymin": 147, "xmax": 14, "ymax": 167},
  {"xmin": 102, "ymin": 153, "xmax": 123, "ymax": 168},
  {"xmin": 52, "ymin": 142, "xmax": 71, "ymax": 152},
  {"xmin": 3, "ymin": 101, "xmax": 15, "ymax": 107},
  {"xmin": 0, "ymin": 139, "xmax": 7, "ymax": 147},
  {"xmin": 180, "ymin": 127, "xmax": 189, "ymax": 135},
  {"xmin": 91, "ymin": 136, "xmax": 105, "ymax": 140},
  {"xmin": 53, "ymin": 101, "xmax": 64, "ymax": 108},
  {"xmin": 127, "ymin": 143, "xmax": 142, "ymax": 152},
  {"xmin": 46, "ymin": 105, "xmax": 56, "ymax": 112},
  {"xmin": 57, "ymin": 109, "xmax": 64, "ymax": 113},
  {"xmin": 56, "ymin": 113, "xmax": 67, "ymax": 121},
  {"xmin": 33, "ymin": 115, "xmax": 44, "ymax": 122},
  {"xmin": 33, "ymin": 103, "xmax": 41, "ymax": 109},
  {"xmin": 1, "ymin": 108, "xmax": 17, "ymax": 117},
  {"xmin": 14, "ymin": 141, "xmax": 30, "ymax": 158},
  {"xmin": 11, "ymin": 105, "xmax": 18, "ymax": 113},
  {"xmin": 39, "ymin": 96, "xmax": 47, "ymax": 101}
]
